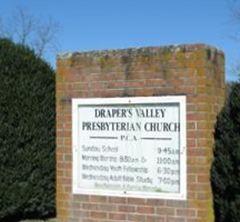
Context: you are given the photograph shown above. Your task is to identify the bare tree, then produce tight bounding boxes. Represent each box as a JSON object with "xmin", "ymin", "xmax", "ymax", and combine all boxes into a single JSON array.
[
  {"xmin": 33, "ymin": 18, "xmax": 60, "ymax": 57},
  {"xmin": 223, "ymin": 0, "xmax": 240, "ymax": 79},
  {"xmin": 0, "ymin": 7, "xmax": 60, "ymax": 58},
  {"xmin": 12, "ymin": 8, "xmax": 36, "ymax": 45},
  {"xmin": 228, "ymin": 0, "xmax": 240, "ymax": 41}
]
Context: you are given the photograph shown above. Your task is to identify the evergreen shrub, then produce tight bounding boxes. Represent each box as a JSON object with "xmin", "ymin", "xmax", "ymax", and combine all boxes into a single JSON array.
[
  {"xmin": 0, "ymin": 39, "xmax": 55, "ymax": 221},
  {"xmin": 211, "ymin": 82, "xmax": 240, "ymax": 222}
]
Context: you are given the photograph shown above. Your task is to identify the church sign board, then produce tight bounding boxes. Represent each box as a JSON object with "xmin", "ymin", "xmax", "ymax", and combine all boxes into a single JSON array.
[{"xmin": 72, "ymin": 96, "xmax": 186, "ymax": 200}]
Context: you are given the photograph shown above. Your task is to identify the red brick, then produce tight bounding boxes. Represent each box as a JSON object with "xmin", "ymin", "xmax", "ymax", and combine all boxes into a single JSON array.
[
  {"xmin": 146, "ymin": 215, "xmax": 165, "ymax": 222},
  {"xmin": 156, "ymin": 207, "xmax": 175, "ymax": 215},
  {"xmin": 109, "ymin": 213, "xmax": 126, "ymax": 220},
  {"xmin": 109, "ymin": 197, "xmax": 126, "ymax": 204},
  {"xmin": 90, "ymin": 211, "xmax": 107, "ymax": 219},
  {"xmin": 128, "ymin": 197, "xmax": 146, "ymax": 205},
  {"xmin": 90, "ymin": 195, "xmax": 107, "ymax": 203},
  {"xmin": 118, "ymin": 205, "xmax": 135, "ymax": 212},
  {"xmin": 137, "ymin": 206, "xmax": 154, "ymax": 214},
  {"xmin": 176, "ymin": 208, "xmax": 196, "ymax": 217}
]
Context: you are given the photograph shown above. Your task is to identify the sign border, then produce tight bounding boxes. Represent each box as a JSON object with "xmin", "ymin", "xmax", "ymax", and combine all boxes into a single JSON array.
[{"xmin": 72, "ymin": 96, "xmax": 187, "ymax": 200}]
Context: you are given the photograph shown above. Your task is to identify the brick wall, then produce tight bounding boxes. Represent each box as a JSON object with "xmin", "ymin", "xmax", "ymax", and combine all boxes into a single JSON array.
[{"xmin": 56, "ymin": 44, "xmax": 225, "ymax": 222}]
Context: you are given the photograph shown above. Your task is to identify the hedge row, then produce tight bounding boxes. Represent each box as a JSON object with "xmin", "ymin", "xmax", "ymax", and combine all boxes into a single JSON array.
[
  {"xmin": 0, "ymin": 39, "xmax": 55, "ymax": 221},
  {"xmin": 211, "ymin": 82, "xmax": 240, "ymax": 222}
]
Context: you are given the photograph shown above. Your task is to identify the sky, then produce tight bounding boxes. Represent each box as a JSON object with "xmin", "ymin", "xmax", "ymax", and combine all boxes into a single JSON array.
[{"xmin": 0, "ymin": 0, "xmax": 240, "ymax": 81}]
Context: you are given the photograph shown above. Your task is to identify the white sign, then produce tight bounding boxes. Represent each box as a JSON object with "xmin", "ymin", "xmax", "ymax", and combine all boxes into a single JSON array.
[{"xmin": 72, "ymin": 96, "xmax": 186, "ymax": 199}]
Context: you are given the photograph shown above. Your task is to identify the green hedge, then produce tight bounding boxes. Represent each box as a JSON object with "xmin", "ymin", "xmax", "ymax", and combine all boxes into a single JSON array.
[
  {"xmin": 0, "ymin": 39, "xmax": 55, "ymax": 221},
  {"xmin": 211, "ymin": 82, "xmax": 240, "ymax": 222}
]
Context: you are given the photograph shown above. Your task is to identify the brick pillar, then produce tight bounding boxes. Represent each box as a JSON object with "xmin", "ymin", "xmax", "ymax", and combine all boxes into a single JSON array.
[{"xmin": 56, "ymin": 44, "xmax": 225, "ymax": 222}]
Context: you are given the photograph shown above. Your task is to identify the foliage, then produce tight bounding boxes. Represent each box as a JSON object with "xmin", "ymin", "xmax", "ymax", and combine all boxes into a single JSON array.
[
  {"xmin": 0, "ymin": 39, "xmax": 55, "ymax": 221},
  {"xmin": 211, "ymin": 82, "xmax": 240, "ymax": 222}
]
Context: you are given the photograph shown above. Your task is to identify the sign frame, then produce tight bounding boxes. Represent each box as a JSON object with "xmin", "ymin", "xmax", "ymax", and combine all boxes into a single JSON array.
[{"xmin": 72, "ymin": 96, "xmax": 187, "ymax": 200}]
